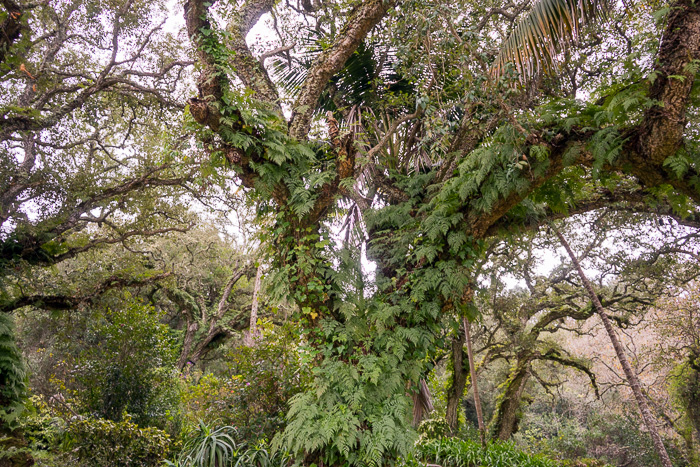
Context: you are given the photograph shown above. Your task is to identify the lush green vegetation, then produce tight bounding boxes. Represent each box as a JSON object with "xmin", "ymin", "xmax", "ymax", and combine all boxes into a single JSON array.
[{"xmin": 1, "ymin": 0, "xmax": 700, "ymax": 465}]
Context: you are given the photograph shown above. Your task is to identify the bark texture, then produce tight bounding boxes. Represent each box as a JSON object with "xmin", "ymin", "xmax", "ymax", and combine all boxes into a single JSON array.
[
  {"xmin": 411, "ymin": 378, "xmax": 434, "ymax": 427},
  {"xmin": 464, "ymin": 317, "xmax": 486, "ymax": 446},
  {"xmin": 226, "ymin": 0, "xmax": 281, "ymax": 107},
  {"xmin": 636, "ymin": 0, "xmax": 700, "ymax": 167},
  {"xmin": 489, "ymin": 356, "xmax": 530, "ymax": 441},
  {"xmin": 288, "ymin": 0, "xmax": 396, "ymax": 140},
  {"xmin": 245, "ymin": 263, "xmax": 263, "ymax": 346},
  {"xmin": 445, "ymin": 327, "xmax": 468, "ymax": 433}
]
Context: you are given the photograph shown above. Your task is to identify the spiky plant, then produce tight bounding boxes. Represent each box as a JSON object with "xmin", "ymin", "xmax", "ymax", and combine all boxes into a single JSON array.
[{"xmin": 173, "ymin": 421, "xmax": 242, "ymax": 467}]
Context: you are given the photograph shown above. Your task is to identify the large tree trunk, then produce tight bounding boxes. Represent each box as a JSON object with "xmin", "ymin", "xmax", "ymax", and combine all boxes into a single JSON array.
[
  {"xmin": 446, "ymin": 325, "xmax": 468, "ymax": 433},
  {"xmin": 489, "ymin": 355, "xmax": 531, "ymax": 441},
  {"xmin": 555, "ymin": 227, "xmax": 674, "ymax": 467},
  {"xmin": 464, "ymin": 317, "xmax": 486, "ymax": 446}
]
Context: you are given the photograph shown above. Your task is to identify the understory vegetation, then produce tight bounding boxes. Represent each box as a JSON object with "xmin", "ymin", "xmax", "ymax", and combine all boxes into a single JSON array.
[{"xmin": 2, "ymin": 0, "xmax": 700, "ymax": 465}]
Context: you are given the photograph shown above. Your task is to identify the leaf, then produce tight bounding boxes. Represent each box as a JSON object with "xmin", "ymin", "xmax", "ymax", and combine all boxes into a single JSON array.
[{"xmin": 491, "ymin": 0, "xmax": 610, "ymax": 81}]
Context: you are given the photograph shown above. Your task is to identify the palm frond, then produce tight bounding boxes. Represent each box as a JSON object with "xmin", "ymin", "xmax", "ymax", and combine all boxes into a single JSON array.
[
  {"xmin": 271, "ymin": 34, "xmax": 413, "ymax": 114},
  {"xmin": 491, "ymin": 0, "xmax": 610, "ymax": 81}
]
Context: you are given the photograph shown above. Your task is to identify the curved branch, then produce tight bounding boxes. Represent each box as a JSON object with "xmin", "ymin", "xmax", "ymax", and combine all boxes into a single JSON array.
[
  {"xmin": 288, "ymin": 0, "xmax": 396, "ymax": 140},
  {"xmin": 0, "ymin": 272, "xmax": 172, "ymax": 313},
  {"xmin": 226, "ymin": 0, "xmax": 281, "ymax": 107},
  {"xmin": 537, "ymin": 348, "xmax": 600, "ymax": 398}
]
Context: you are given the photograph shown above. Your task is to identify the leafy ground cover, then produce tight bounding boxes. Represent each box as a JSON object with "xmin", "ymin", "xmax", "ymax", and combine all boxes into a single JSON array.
[{"xmin": 407, "ymin": 438, "xmax": 559, "ymax": 467}]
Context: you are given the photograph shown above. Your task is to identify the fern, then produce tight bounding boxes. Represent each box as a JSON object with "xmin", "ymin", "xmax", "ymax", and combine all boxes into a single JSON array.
[{"xmin": 0, "ymin": 314, "xmax": 27, "ymax": 430}]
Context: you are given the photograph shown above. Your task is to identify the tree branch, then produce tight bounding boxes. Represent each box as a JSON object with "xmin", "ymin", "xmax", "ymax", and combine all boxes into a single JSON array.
[
  {"xmin": 0, "ymin": 272, "xmax": 172, "ymax": 313},
  {"xmin": 226, "ymin": 0, "xmax": 282, "ymax": 107},
  {"xmin": 288, "ymin": 0, "xmax": 396, "ymax": 140}
]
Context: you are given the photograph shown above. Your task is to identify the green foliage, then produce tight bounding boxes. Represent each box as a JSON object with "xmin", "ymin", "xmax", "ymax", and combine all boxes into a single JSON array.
[
  {"xmin": 74, "ymin": 299, "xmax": 179, "ymax": 429},
  {"xmin": 0, "ymin": 313, "xmax": 27, "ymax": 427},
  {"xmin": 181, "ymin": 322, "xmax": 309, "ymax": 443},
  {"xmin": 66, "ymin": 415, "xmax": 171, "ymax": 467},
  {"xmin": 171, "ymin": 421, "xmax": 240, "ymax": 467},
  {"xmin": 670, "ymin": 358, "xmax": 700, "ymax": 436},
  {"xmin": 167, "ymin": 422, "xmax": 290, "ymax": 467},
  {"xmin": 13, "ymin": 396, "xmax": 66, "ymax": 456},
  {"xmin": 515, "ymin": 403, "xmax": 682, "ymax": 466},
  {"xmin": 492, "ymin": 0, "xmax": 610, "ymax": 79},
  {"xmin": 406, "ymin": 437, "xmax": 556, "ymax": 467},
  {"xmin": 417, "ymin": 418, "xmax": 450, "ymax": 440}
]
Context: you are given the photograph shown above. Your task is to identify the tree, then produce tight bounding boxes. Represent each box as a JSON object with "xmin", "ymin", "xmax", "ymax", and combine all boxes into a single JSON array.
[
  {"xmin": 0, "ymin": 0, "xmax": 199, "ymax": 270},
  {"xmin": 10, "ymin": 224, "xmax": 261, "ymax": 394},
  {"xmin": 473, "ymin": 210, "xmax": 700, "ymax": 443},
  {"xmin": 660, "ymin": 286, "xmax": 700, "ymax": 462},
  {"xmin": 1, "ymin": 0, "xmax": 699, "ymax": 464},
  {"xmin": 0, "ymin": 1, "xmax": 199, "ymax": 451},
  {"xmin": 178, "ymin": 0, "xmax": 700, "ymax": 463},
  {"xmin": 74, "ymin": 300, "xmax": 179, "ymax": 428},
  {"xmin": 555, "ymin": 226, "xmax": 673, "ymax": 467},
  {"xmin": 463, "ymin": 316, "xmax": 486, "ymax": 446}
]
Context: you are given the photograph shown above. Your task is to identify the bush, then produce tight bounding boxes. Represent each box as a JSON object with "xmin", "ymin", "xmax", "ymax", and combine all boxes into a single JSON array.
[
  {"xmin": 181, "ymin": 322, "xmax": 310, "ymax": 443},
  {"xmin": 417, "ymin": 418, "xmax": 450, "ymax": 440},
  {"xmin": 408, "ymin": 437, "xmax": 556, "ymax": 467},
  {"xmin": 67, "ymin": 415, "xmax": 171, "ymax": 467},
  {"xmin": 166, "ymin": 421, "xmax": 290, "ymax": 467},
  {"xmin": 75, "ymin": 299, "xmax": 180, "ymax": 430}
]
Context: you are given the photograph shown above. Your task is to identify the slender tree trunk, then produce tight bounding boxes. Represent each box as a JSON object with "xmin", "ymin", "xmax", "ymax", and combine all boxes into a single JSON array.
[
  {"xmin": 554, "ymin": 227, "xmax": 674, "ymax": 467},
  {"xmin": 446, "ymin": 327, "xmax": 468, "ymax": 433},
  {"xmin": 464, "ymin": 317, "xmax": 486, "ymax": 446},
  {"xmin": 245, "ymin": 263, "xmax": 263, "ymax": 345}
]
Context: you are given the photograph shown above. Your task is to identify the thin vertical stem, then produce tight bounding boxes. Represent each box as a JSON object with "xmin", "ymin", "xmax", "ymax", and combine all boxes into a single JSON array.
[
  {"xmin": 246, "ymin": 263, "xmax": 263, "ymax": 345},
  {"xmin": 554, "ymin": 226, "xmax": 673, "ymax": 467}
]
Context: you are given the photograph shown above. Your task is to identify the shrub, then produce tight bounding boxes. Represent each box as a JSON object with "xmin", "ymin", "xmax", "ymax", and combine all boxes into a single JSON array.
[
  {"xmin": 67, "ymin": 415, "xmax": 171, "ymax": 467},
  {"xmin": 75, "ymin": 300, "xmax": 180, "ymax": 430},
  {"xmin": 417, "ymin": 418, "xmax": 450, "ymax": 441},
  {"xmin": 409, "ymin": 437, "xmax": 557, "ymax": 467},
  {"xmin": 181, "ymin": 322, "xmax": 310, "ymax": 443}
]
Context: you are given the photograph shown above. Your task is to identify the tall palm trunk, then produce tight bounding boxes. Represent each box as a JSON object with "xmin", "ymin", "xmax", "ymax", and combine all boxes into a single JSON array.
[
  {"xmin": 464, "ymin": 316, "xmax": 486, "ymax": 447},
  {"xmin": 554, "ymin": 227, "xmax": 673, "ymax": 467}
]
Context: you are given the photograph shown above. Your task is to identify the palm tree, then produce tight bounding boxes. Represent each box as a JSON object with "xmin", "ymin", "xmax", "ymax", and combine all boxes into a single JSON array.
[{"xmin": 491, "ymin": 0, "xmax": 610, "ymax": 80}]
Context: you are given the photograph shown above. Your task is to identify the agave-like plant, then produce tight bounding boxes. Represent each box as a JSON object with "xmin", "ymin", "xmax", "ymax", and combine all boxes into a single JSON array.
[
  {"xmin": 491, "ymin": 0, "xmax": 610, "ymax": 81},
  {"xmin": 168, "ymin": 421, "xmax": 243, "ymax": 467}
]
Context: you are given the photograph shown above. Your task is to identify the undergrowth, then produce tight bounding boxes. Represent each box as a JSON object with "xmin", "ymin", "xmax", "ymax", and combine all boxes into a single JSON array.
[{"xmin": 405, "ymin": 437, "xmax": 557, "ymax": 467}]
